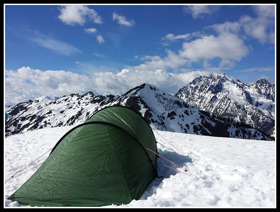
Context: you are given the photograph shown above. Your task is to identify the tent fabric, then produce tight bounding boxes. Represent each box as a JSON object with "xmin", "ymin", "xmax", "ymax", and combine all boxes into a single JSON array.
[{"xmin": 8, "ymin": 106, "xmax": 158, "ymax": 207}]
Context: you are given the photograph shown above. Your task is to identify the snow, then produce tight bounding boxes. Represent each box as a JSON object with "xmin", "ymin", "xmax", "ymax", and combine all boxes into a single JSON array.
[
  {"xmin": 4, "ymin": 126, "xmax": 276, "ymax": 208},
  {"xmin": 244, "ymin": 86, "xmax": 275, "ymax": 119},
  {"xmin": 223, "ymin": 81, "xmax": 246, "ymax": 105}
]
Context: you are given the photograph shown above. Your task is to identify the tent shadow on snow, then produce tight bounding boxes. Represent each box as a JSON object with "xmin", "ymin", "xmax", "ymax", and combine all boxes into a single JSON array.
[
  {"xmin": 158, "ymin": 150, "xmax": 192, "ymax": 177},
  {"xmin": 139, "ymin": 149, "xmax": 193, "ymax": 201}
]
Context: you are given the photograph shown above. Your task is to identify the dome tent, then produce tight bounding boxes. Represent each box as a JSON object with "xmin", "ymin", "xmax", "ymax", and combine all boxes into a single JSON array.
[{"xmin": 8, "ymin": 106, "xmax": 158, "ymax": 207}]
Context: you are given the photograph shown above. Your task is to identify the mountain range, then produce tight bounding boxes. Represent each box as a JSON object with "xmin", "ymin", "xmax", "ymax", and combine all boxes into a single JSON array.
[
  {"xmin": 5, "ymin": 74, "xmax": 274, "ymax": 141},
  {"xmin": 176, "ymin": 73, "xmax": 275, "ymax": 137}
]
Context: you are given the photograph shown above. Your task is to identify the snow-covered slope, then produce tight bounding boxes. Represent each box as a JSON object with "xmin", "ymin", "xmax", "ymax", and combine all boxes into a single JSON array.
[
  {"xmin": 176, "ymin": 73, "xmax": 275, "ymax": 136},
  {"xmin": 5, "ymin": 93, "xmax": 115, "ymax": 135},
  {"xmin": 5, "ymin": 83, "xmax": 272, "ymax": 140},
  {"xmin": 4, "ymin": 127, "xmax": 276, "ymax": 208},
  {"xmin": 112, "ymin": 84, "xmax": 271, "ymax": 140}
]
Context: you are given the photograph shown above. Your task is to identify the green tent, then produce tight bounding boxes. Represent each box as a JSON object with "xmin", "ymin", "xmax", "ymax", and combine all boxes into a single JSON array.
[{"xmin": 8, "ymin": 106, "xmax": 158, "ymax": 207}]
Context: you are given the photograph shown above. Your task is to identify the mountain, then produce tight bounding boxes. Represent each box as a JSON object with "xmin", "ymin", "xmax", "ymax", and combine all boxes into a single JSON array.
[
  {"xmin": 5, "ymin": 83, "xmax": 272, "ymax": 141},
  {"xmin": 175, "ymin": 73, "xmax": 275, "ymax": 137},
  {"xmin": 5, "ymin": 93, "xmax": 116, "ymax": 135}
]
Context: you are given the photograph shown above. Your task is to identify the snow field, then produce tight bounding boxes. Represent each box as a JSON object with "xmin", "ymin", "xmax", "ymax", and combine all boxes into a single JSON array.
[
  {"xmin": 4, "ymin": 127, "xmax": 276, "ymax": 208},
  {"xmin": 4, "ymin": 126, "xmax": 73, "ymax": 207},
  {"xmin": 124, "ymin": 132, "xmax": 275, "ymax": 208}
]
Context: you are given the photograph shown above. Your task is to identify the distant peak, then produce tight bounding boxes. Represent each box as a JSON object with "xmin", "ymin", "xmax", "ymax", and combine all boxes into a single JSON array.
[
  {"xmin": 34, "ymin": 96, "xmax": 52, "ymax": 102},
  {"xmin": 135, "ymin": 83, "xmax": 158, "ymax": 91},
  {"xmin": 256, "ymin": 78, "xmax": 270, "ymax": 85},
  {"xmin": 81, "ymin": 91, "xmax": 95, "ymax": 97},
  {"xmin": 145, "ymin": 83, "xmax": 157, "ymax": 90},
  {"xmin": 214, "ymin": 73, "xmax": 230, "ymax": 79}
]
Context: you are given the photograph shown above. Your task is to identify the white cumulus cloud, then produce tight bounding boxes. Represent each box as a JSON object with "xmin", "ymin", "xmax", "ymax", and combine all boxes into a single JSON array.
[
  {"xmin": 58, "ymin": 5, "xmax": 102, "ymax": 26},
  {"xmin": 179, "ymin": 32, "xmax": 249, "ymax": 68},
  {"xmin": 5, "ymin": 67, "xmax": 96, "ymax": 105},
  {"xmin": 5, "ymin": 66, "xmax": 213, "ymax": 106}
]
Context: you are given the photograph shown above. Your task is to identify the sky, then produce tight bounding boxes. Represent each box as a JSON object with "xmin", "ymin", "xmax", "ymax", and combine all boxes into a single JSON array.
[{"xmin": 4, "ymin": 4, "xmax": 276, "ymax": 106}]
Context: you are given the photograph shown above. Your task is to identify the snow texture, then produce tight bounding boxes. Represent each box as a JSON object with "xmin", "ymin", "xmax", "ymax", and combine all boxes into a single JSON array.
[{"xmin": 4, "ymin": 126, "xmax": 276, "ymax": 208}]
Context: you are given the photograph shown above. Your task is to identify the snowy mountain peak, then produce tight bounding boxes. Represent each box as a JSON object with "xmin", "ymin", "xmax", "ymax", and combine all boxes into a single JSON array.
[
  {"xmin": 210, "ymin": 72, "xmax": 230, "ymax": 80},
  {"xmin": 256, "ymin": 78, "xmax": 271, "ymax": 86},
  {"xmin": 34, "ymin": 96, "xmax": 52, "ymax": 102},
  {"xmin": 121, "ymin": 83, "xmax": 158, "ymax": 96},
  {"xmin": 252, "ymin": 79, "xmax": 275, "ymax": 101},
  {"xmin": 176, "ymin": 74, "xmax": 275, "ymax": 136}
]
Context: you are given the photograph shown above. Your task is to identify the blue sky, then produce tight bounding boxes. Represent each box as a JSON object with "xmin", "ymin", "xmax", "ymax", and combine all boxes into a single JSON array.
[{"xmin": 5, "ymin": 4, "xmax": 275, "ymax": 105}]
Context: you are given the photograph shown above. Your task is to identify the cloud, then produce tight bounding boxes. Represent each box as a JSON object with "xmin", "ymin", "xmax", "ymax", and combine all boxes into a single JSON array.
[
  {"xmin": 161, "ymin": 33, "xmax": 191, "ymax": 46},
  {"xmin": 84, "ymin": 28, "xmax": 97, "ymax": 34},
  {"xmin": 134, "ymin": 29, "xmax": 249, "ymax": 72},
  {"xmin": 240, "ymin": 5, "xmax": 275, "ymax": 44},
  {"xmin": 58, "ymin": 5, "xmax": 102, "ymax": 26},
  {"xmin": 253, "ymin": 5, "xmax": 275, "ymax": 18},
  {"xmin": 163, "ymin": 33, "xmax": 190, "ymax": 41},
  {"xmin": 112, "ymin": 12, "xmax": 135, "ymax": 26},
  {"xmin": 96, "ymin": 35, "xmax": 105, "ymax": 44},
  {"xmin": 5, "ymin": 67, "xmax": 95, "ymax": 105},
  {"xmin": 183, "ymin": 5, "xmax": 220, "ymax": 19},
  {"xmin": 207, "ymin": 21, "xmax": 241, "ymax": 34},
  {"xmin": 128, "ymin": 30, "xmax": 249, "ymax": 75},
  {"xmin": 132, "ymin": 50, "xmax": 188, "ymax": 72},
  {"xmin": 179, "ymin": 32, "xmax": 249, "ymax": 68},
  {"xmin": 208, "ymin": 5, "xmax": 275, "ymax": 44},
  {"xmin": 84, "ymin": 28, "xmax": 104, "ymax": 44},
  {"xmin": 5, "ymin": 66, "xmax": 213, "ymax": 106},
  {"xmin": 29, "ymin": 34, "xmax": 81, "ymax": 55}
]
